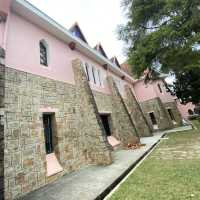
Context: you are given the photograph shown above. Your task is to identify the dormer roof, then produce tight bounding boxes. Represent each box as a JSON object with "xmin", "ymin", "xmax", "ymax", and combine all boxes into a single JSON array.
[
  {"xmin": 110, "ymin": 56, "xmax": 121, "ymax": 68},
  {"xmin": 94, "ymin": 43, "xmax": 108, "ymax": 58},
  {"xmin": 69, "ymin": 22, "xmax": 88, "ymax": 44}
]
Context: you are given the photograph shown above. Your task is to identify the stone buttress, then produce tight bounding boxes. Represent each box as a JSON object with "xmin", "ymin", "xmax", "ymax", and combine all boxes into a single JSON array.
[
  {"xmin": 107, "ymin": 76, "xmax": 140, "ymax": 146},
  {"xmin": 72, "ymin": 58, "xmax": 112, "ymax": 164},
  {"xmin": 124, "ymin": 85, "xmax": 153, "ymax": 137}
]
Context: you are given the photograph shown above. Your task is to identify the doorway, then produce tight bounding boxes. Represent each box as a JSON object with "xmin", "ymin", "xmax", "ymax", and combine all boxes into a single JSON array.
[
  {"xmin": 100, "ymin": 114, "xmax": 111, "ymax": 136},
  {"xmin": 43, "ymin": 114, "xmax": 54, "ymax": 154},
  {"xmin": 149, "ymin": 112, "xmax": 158, "ymax": 129},
  {"xmin": 149, "ymin": 112, "xmax": 157, "ymax": 125}
]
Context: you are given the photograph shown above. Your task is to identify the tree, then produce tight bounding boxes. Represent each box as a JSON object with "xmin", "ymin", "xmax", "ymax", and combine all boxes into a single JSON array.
[
  {"xmin": 119, "ymin": 0, "xmax": 200, "ymax": 103},
  {"xmin": 172, "ymin": 67, "xmax": 200, "ymax": 104}
]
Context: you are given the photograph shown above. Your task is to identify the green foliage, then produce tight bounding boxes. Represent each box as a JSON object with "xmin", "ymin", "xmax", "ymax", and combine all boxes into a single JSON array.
[
  {"xmin": 173, "ymin": 67, "xmax": 200, "ymax": 104},
  {"xmin": 119, "ymin": 0, "xmax": 200, "ymax": 103}
]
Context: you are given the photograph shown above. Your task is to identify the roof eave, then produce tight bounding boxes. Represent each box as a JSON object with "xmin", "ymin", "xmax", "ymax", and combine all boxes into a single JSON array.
[{"xmin": 12, "ymin": 0, "xmax": 135, "ymax": 84}]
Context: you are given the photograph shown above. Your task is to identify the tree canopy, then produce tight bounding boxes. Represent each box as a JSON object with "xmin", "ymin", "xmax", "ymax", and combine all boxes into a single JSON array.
[{"xmin": 119, "ymin": 0, "xmax": 200, "ymax": 104}]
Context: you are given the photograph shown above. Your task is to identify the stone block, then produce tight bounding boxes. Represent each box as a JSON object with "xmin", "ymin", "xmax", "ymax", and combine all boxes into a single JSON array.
[
  {"xmin": 15, "ymin": 172, "xmax": 25, "ymax": 184},
  {"xmin": 23, "ymin": 159, "xmax": 34, "ymax": 168}
]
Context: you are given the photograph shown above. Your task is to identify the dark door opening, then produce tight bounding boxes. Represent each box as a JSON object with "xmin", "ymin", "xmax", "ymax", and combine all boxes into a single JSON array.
[
  {"xmin": 100, "ymin": 114, "xmax": 111, "ymax": 136},
  {"xmin": 167, "ymin": 109, "xmax": 175, "ymax": 121},
  {"xmin": 43, "ymin": 114, "xmax": 54, "ymax": 154},
  {"xmin": 149, "ymin": 112, "xmax": 157, "ymax": 125}
]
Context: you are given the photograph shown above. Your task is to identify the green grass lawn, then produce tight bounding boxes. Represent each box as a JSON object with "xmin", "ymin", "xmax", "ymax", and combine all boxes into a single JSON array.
[{"xmin": 109, "ymin": 120, "xmax": 200, "ymax": 200}]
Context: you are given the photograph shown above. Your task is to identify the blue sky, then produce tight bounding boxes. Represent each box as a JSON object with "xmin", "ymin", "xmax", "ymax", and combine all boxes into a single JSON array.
[{"xmin": 27, "ymin": 0, "xmax": 127, "ymax": 63}]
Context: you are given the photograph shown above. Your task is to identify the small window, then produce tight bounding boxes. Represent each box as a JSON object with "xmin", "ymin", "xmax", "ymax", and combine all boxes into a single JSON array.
[
  {"xmin": 94, "ymin": 67, "xmax": 99, "ymax": 86},
  {"xmin": 40, "ymin": 40, "xmax": 48, "ymax": 66},
  {"xmin": 84, "ymin": 63, "xmax": 90, "ymax": 81},
  {"xmin": 167, "ymin": 109, "xmax": 175, "ymax": 121},
  {"xmin": 157, "ymin": 83, "xmax": 162, "ymax": 93},
  {"xmin": 149, "ymin": 112, "xmax": 157, "ymax": 125},
  {"xmin": 98, "ymin": 69, "xmax": 102, "ymax": 86},
  {"xmin": 114, "ymin": 78, "xmax": 122, "ymax": 94},
  {"xmin": 92, "ymin": 66, "xmax": 96, "ymax": 84}
]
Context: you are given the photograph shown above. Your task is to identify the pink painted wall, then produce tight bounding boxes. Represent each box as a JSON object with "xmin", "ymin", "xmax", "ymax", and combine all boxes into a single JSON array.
[
  {"xmin": 177, "ymin": 101, "xmax": 195, "ymax": 119},
  {"xmin": 5, "ymin": 12, "xmax": 133, "ymax": 97},
  {"xmin": 133, "ymin": 80, "xmax": 157, "ymax": 102},
  {"xmin": 133, "ymin": 79, "xmax": 175, "ymax": 103},
  {"xmin": 0, "ymin": 0, "xmax": 11, "ymax": 16},
  {"xmin": 152, "ymin": 80, "xmax": 175, "ymax": 103},
  {"xmin": 6, "ymin": 13, "xmax": 75, "ymax": 84}
]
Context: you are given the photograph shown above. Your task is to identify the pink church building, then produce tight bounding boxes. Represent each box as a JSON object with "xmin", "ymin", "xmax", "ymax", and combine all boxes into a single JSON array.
[{"xmin": 0, "ymin": 0, "xmax": 194, "ymax": 199}]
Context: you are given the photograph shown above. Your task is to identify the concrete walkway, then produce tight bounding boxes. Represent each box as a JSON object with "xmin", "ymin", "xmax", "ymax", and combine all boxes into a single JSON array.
[{"xmin": 21, "ymin": 126, "xmax": 192, "ymax": 200}]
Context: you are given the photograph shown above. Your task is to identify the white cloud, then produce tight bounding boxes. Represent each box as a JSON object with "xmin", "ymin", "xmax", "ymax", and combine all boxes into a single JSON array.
[{"xmin": 27, "ymin": 0, "xmax": 127, "ymax": 63}]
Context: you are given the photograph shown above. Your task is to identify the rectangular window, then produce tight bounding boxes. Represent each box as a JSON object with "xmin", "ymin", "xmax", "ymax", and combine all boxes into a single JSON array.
[
  {"xmin": 92, "ymin": 66, "xmax": 96, "ymax": 84},
  {"xmin": 94, "ymin": 67, "xmax": 100, "ymax": 86},
  {"xmin": 167, "ymin": 109, "xmax": 175, "ymax": 121},
  {"xmin": 98, "ymin": 69, "xmax": 102, "ymax": 86},
  {"xmin": 114, "ymin": 78, "xmax": 123, "ymax": 94},
  {"xmin": 84, "ymin": 63, "xmax": 90, "ymax": 81},
  {"xmin": 88, "ymin": 64, "xmax": 93, "ymax": 83},
  {"xmin": 40, "ymin": 42, "xmax": 48, "ymax": 66}
]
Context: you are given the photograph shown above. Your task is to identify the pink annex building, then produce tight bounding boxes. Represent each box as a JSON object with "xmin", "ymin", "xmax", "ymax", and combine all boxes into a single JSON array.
[{"xmin": 0, "ymin": 0, "xmax": 195, "ymax": 199}]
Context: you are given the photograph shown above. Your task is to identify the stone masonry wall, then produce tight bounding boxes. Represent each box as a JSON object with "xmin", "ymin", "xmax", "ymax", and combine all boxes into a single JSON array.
[
  {"xmin": 164, "ymin": 101, "xmax": 182, "ymax": 126},
  {"xmin": 124, "ymin": 85, "xmax": 153, "ymax": 137},
  {"xmin": 4, "ymin": 59, "xmax": 112, "ymax": 200},
  {"xmin": 106, "ymin": 76, "xmax": 139, "ymax": 146},
  {"xmin": 140, "ymin": 97, "xmax": 173, "ymax": 130},
  {"xmin": 0, "ymin": 47, "xmax": 5, "ymax": 200},
  {"xmin": 3, "ymin": 57, "xmax": 182, "ymax": 199}
]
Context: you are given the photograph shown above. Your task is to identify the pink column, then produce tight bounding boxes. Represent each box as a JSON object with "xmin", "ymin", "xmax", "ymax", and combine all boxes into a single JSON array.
[{"xmin": 0, "ymin": 0, "xmax": 12, "ymax": 49}]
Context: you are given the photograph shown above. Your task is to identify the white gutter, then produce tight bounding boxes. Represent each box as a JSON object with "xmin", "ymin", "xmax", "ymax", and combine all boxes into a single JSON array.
[{"xmin": 12, "ymin": 0, "xmax": 135, "ymax": 84}]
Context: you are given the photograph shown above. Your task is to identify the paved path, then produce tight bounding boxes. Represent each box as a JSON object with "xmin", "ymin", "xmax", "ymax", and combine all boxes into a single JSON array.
[{"xmin": 21, "ymin": 126, "xmax": 192, "ymax": 200}]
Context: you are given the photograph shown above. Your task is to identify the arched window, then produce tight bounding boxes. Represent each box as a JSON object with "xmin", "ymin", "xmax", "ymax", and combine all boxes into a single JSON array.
[{"xmin": 40, "ymin": 40, "xmax": 48, "ymax": 66}]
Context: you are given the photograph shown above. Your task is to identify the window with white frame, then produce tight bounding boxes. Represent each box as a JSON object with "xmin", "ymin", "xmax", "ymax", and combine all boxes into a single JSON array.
[
  {"xmin": 40, "ymin": 39, "xmax": 48, "ymax": 66},
  {"xmin": 91, "ymin": 66, "xmax": 96, "ymax": 84},
  {"xmin": 83, "ymin": 63, "xmax": 104, "ymax": 87},
  {"xmin": 83, "ymin": 62, "xmax": 90, "ymax": 81},
  {"xmin": 114, "ymin": 78, "xmax": 123, "ymax": 94},
  {"xmin": 97, "ymin": 69, "xmax": 102, "ymax": 86},
  {"xmin": 94, "ymin": 68, "xmax": 100, "ymax": 86}
]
